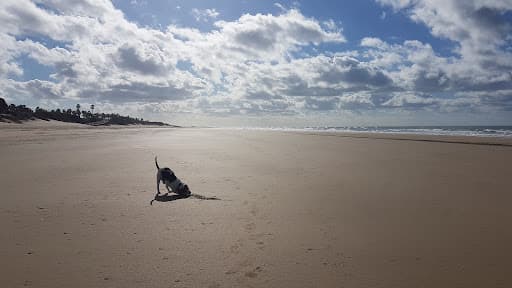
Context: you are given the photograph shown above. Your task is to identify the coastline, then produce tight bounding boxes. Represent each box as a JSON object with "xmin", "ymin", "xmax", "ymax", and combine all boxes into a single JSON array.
[
  {"xmin": 2, "ymin": 120, "xmax": 512, "ymax": 146},
  {"xmin": 298, "ymin": 131, "xmax": 512, "ymax": 146},
  {"xmin": 1, "ymin": 125, "xmax": 511, "ymax": 287}
]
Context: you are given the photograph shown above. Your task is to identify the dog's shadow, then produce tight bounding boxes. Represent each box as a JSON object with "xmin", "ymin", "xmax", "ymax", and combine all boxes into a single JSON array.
[{"xmin": 150, "ymin": 193, "xmax": 220, "ymax": 205}]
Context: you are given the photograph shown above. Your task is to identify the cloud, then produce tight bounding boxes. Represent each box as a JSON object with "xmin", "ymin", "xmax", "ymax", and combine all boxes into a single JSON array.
[
  {"xmin": 191, "ymin": 8, "xmax": 219, "ymax": 22},
  {"xmin": 0, "ymin": 0, "xmax": 511, "ymax": 121},
  {"xmin": 130, "ymin": 0, "xmax": 147, "ymax": 7},
  {"xmin": 305, "ymin": 96, "xmax": 339, "ymax": 111},
  {"xmin": 376, "ymin": 0, "xmax": 512, "ymax": 70},
  {"xmin": 274, "ymin": 3, "xmax": 286, "ymax": 12},
  {"xmin": 373, "ymin": 0, "xmax": 512, "ymax": 114},
  {"xmin": 115, "ymin": 44, "xmax": 170, "ymax": 76},
  {"xmin": 226, "ymin": 55, "xmax": 394, "ymax": 106},
  {"xmin": 326, "ymin": 56, "xmax": 393, "ymax": 88},
  {"xmin": 82, "ymin": 81, "xmax": 200, "ymax": 103},
  {"xmin": 358, "ymin": 33, "xmax": 512, "ymax": 111},
  {"xmin": 0, "ymin": 2, "xmax": 345, "ymax": 112},
  {"xmin": 211, "ymin": 9, "xmax": 344, "ymax": 59}
]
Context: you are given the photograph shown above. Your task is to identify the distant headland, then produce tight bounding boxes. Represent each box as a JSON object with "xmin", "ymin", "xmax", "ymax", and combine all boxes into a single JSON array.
[{"xmin": 0, "ymin": 98, "xmax": 174, "ymax": 127}]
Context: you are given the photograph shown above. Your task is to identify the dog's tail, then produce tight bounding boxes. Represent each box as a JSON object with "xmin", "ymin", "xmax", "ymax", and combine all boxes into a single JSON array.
[{"xmin": 155, "ymin": 156, "xmax": 160, "ymax": 170}]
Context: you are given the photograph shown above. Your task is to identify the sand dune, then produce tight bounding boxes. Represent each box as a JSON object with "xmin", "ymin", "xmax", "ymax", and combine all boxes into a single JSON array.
[{"xmin": 1, "ymin": 124, "xmax": 511, "ymax": 287}]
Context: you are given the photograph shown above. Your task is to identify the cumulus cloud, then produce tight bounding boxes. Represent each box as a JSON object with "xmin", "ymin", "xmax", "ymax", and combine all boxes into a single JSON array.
[
  {"xmin": 211, "ymin": 9, "xmax": 344, "ymax": 59},
  {"xmin": 115, "ymin": 44, "xmax": 170, "ymax": 76},
  {"xmin": 376, "ymin": 0, "xmax": 512, "ymax": 72},
  {"xmin": 2, "ymin": 79, "xmax": 65, "ymax": 100},
  {"xmin": 373, "ymin": 0, "xmax": 512, "ymax": 111},
  {"xmin": 0, "ymin": 0, "xmax": 511, "ymax": 121},
  {"xmin": 0, "ymin": 1, "xmax": 346, "ymax": 114}
]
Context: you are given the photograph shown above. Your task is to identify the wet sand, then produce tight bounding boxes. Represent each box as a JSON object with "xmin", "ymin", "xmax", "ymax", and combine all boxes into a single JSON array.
[{"xmin": 1, "ymin": 121, "xmax": 511, "ymax": 287}]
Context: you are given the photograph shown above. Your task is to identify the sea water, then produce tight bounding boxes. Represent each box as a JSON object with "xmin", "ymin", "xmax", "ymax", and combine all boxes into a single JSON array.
[{"xmin": 227, "ymin": 126, "xmax": 512, "ymax": 138}]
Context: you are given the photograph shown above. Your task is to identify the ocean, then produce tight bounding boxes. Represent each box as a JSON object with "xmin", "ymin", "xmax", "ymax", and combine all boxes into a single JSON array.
[{"xmin": 229, "ymin": 126, "xmax": 512, "ymax": 138}]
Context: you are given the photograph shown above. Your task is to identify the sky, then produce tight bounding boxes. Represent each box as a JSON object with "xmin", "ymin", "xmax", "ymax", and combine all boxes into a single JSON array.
[{"xmin": 1, "ymin": 0, "xmax": 511, "ymax": 127}]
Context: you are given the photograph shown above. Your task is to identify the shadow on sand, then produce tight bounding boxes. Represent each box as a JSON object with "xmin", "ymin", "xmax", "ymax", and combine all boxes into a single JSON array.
[{"xmin": 150, "ymin": 193, "xmax": 220, "ymax": 205}]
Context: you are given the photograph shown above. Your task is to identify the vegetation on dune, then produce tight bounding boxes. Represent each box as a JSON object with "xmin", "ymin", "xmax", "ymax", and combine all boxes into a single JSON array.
[{"xmin": 0, "ymin": 98, "xmax": 172, "ymax": 126}]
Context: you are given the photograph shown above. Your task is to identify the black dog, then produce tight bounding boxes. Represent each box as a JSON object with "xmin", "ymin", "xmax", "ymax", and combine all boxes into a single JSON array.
[{"xmin": 154, "ymin": 156, "xmax": 191, "ymax": 199}]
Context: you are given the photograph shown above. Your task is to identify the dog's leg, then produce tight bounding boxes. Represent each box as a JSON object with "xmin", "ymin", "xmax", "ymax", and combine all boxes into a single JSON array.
[
  {"xmin": 155, "ymin": 180, "xmax": 161, "ymax": 198},
  {"xmin": 155, "ymin": 173, "xmax": 161, "ymax": 198},
  {"xmin": 165, "ymin": 184, "xmax": 172, "ymax": 196}
]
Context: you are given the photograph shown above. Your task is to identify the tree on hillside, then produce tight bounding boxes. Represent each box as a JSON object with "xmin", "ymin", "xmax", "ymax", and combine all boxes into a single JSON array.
[
  {"xmin": 0, "ymin": 98, "xmax": 169, "ymax": 126},
  {"xmin": 0, "ymin": 98, "xmax": 8, "ymax": 113},
  {"xmin": 76, "ymin": 104, "xmax": 81, "ymax": 118}
]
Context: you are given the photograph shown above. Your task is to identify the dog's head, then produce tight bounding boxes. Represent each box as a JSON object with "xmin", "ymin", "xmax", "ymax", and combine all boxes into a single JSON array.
[{"xmin": 178, "ymin": 184, "xmax": 191, "ymax": 196}]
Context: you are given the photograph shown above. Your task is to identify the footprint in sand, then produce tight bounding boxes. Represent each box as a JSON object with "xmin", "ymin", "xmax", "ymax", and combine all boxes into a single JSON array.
[
  {"xmin": 244, "ymin": 266, "xmax": 263, "ymax": 278},
  {"xmin": 245, "ymin": 271, "xmax": 258, "ymax": 278},
  {"xmin": 230, "ymin": 245, "xmax": 239, "ymax": 254},
  {"xmin": 244, "ymin": 222, "xmax": 256, "ymax": 231},
  {"xmin": 225, "ymin": 269, "xmax": 237, "ymax": 275}
]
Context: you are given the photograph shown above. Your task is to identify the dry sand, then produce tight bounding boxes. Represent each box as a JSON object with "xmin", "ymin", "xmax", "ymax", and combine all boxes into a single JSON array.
[{"xmin": 1, "ymin": 121, "xmax": 512, "ymax": 287}]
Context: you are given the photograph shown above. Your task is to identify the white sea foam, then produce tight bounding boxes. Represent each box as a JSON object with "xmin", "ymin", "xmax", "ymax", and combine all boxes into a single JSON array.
[{"xmin": 214, "ymin": 126, "xmax": 512, "ymax": 138}]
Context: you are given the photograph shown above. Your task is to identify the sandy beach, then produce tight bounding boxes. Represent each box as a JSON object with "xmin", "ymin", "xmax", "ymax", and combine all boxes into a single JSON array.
[{"xmin": 1, "ymin": 121, "xmax": 511, "ymax": 288}]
